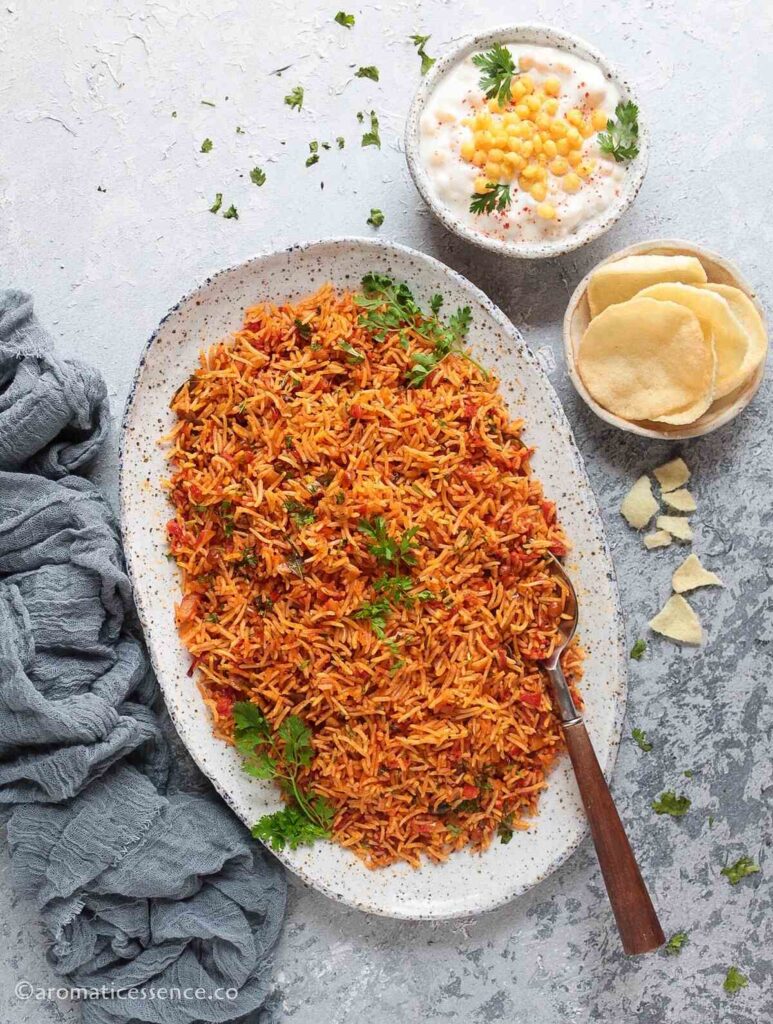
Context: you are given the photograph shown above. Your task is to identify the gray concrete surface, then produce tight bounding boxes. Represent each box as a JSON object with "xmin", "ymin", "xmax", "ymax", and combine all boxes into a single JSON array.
[{"xmin": 0, "ymin": 1, "xmax": 770, "ymax": 1021}]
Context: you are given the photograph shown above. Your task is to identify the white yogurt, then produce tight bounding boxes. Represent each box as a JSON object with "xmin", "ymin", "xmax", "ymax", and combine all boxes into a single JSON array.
[{"xmin": 418, "ymin": 44, "xmax": 628, "ymax": 245}]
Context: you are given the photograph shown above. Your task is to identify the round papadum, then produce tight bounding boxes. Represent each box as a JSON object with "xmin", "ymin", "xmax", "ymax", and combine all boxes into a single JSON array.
[
  {"xmin": 577, "ymin": 298, "xmax": 714, "ymax": 422},
  {"xmin": 701, "ymin": 283, "xmax": 767, "ymax": 385},
  {"xmin": 636, "ymin": 283, "xmax": 748, "ymax": 398}
]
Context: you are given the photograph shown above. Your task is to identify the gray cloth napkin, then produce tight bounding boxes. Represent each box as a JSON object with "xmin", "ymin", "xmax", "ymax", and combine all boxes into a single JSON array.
[{"xmin": 0, "ymin": 289, "xmax": 287, "ymax": 1024}]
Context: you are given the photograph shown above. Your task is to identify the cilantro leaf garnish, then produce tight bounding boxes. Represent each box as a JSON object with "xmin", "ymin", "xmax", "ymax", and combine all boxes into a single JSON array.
[
  {"xmin": 664, "ymin": 931, "xmax": 689, "ymax": 955},
  {"xmin": 356, "ymin": 66, "xmax": 380, "ymax": 81},
  {"xmin": 410, "ymin": 34, "xmax": 435, "ymax": 76},
  {"xmin": 284, "ymin": 86, "xmax": 304, "ymax": 111},
  {"xmin": 721, "ymin": 856, "xmax": 760, "ymax": 885},
  {"xmin": 353, "ymin": 596, "xmax": 392, "ymax": 639},
  {"xmin": 284, "ymin": 499, "xmax": 316, "ymax": 527},
  {"xmin": 250, "ymin": 166, "xmax": 266, "ymax": 186},
  {"xmin": 355, "ymin": 273, "xmax": 423, "ymax": 340},
  {"xmin": 723, "ymin": 967, "xmax": 748, "ymax": 994},
  {"xmin": 336, "ymin": 135, "xmax": 345, "ymax": 149},
  {"xmin": 209, "ymin": 192, "xmax": 223, "ymax": 214},
  {"xmin": 339, "ymin": 340, "xmax": 365, "ymax": 364},
  {"xmin": 373, "ymin": 573, "xmax": 415, "ymax": 605},
  {"xmin": 406, "ymin": 305, "xmax": 473, "ymax": 388},
  {"xmin": 360, "ymin": 110, "xmax": 381, "ymax": 148},
  {"xmin": 469, "ymin": 182, "xmax": 511, "ymax": 216},
  {"xmin": 598, "ymin": 101, "xmax": 640, "ymax": 162},
  {"xmin": 223, "ymin": 204, "xmax": 239, "ymax": 220},
  {"xmin": 471, "ymin": 44, "xmax": 517, "ymax": 106},
  {"xmin": 334, "ymin": 10, "xmax": 354, "ymax": 27},
  {"xmin": 497, "ymin": 815, "xmax": 514, "ymax": 844},
  {"xmin": 358, "ymin": 517, "xmax": 419, "ymax": 568},
  {"xmin": 367, "ymin": 208, "xmax": 384, "ymax": 227},
  {"xmin": 233, "ymin": 702, "xmax": 336, "ymax": 851},
  {"xmin": 200, "ymin": 137, "xmax": 213, "ymax": 153},
  {"xmin": 652, "ymin": 790, "xmax": 691, "ymax": 817},
  {"xmin": 630, "ymin": 638, "xmax": 647, "ymax": 660},
  {"xmin": 631, "ymin": 727, "xmax": 652, "ymax": 752}
]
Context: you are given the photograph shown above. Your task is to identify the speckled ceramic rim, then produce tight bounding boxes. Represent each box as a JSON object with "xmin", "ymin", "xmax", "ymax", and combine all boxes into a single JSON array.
[
  {"xmin": 119, "ymin": 237, "xmax": 627, "ymax": 919},
  {"xmin": 404, "ymin": 24, "xmax": 649, "ymax": 259},
  {"xmin": 563, "ymin": 238, "xmax": 768, "ymax": 439}
]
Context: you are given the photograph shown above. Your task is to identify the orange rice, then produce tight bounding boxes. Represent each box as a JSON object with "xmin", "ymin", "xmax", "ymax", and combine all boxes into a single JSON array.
[{"xmin": 164, "ymin": 282, "xmax": 582, "ymax": 868}]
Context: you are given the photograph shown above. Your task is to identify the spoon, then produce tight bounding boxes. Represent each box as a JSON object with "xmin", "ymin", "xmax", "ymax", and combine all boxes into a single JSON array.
[{"xmin": 542, "ymin": 554, "xmax": 665, "ymax": 955}]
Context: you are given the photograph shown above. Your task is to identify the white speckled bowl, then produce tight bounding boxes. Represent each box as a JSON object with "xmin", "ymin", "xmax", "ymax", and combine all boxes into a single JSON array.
[
  {"xmin": 564, "ymin": 238, "xmax": 768, "ymax": 439},
  {"xmin": 120, "ymin": 238, "xmax": 626, "ymax": 919},
  {"xmin": 405, "ymin": 24, "xmax": 648, "ymax": 259}
]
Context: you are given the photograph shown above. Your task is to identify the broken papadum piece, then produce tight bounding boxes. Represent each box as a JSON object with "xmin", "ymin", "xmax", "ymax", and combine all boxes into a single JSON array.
[
  {"xmin": 649, "ymin": 594, "xmax": 703, "ymax": 645},
  {"xmin": 662, "ymin": 488, "xmax": 697, "ymax": 513},
  {"xmin": 643, "ymin": 530, "xmax": 672, "ymax": 549},
  {"xmin": 653, "ymin": 457, "xmax": 690, "ymax": 492},
  {"xmin": 656, "ymin": 515, "xmax": 693, "ymax": 541},
  {"xmin": 672, "ymin": 553, "xmax": 723, "ymax": 594},
  {"xmin": 621, "ymin": 475, "xmax": 659, "ymax": 529}
]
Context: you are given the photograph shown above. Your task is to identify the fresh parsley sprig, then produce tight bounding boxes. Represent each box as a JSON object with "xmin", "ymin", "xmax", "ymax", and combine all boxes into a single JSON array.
[
  {"xmin": 233, "ymin": 703, "xmax": 336, "ymax": 851},
  {"xmin": 284, "ymin": 498, "xmax": 315, "ymax": 527},
  {"xmin": 472, "ymin": 44, "xmax": 517, "ymax": 106},
  {"xmin": 598, "ymin": 101, "xmax": 640, "ymax": 162},
  {"xmin": 355, "ymin": 66, "xmax": 380, "ymax": 82},
  {"xmin": 469, "ymin": 182, "xmax": 511, "ymax": 216},
  {"xmin": 355, "ymin": 273, "xmax": 423, "ymax": 340}
]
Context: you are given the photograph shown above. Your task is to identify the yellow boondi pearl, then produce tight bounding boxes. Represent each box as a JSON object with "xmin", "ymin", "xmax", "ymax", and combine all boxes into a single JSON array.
[
  {"xmin": 472, "ymin": 150, "xmax": 486, "ymax": 167},
  {"xmin": 549, "ymin": 156, "xmax": 569, "ymax": 176},
  {"xmin": 460, "ymin": 139, "xmax": 475, "ymax": 161},
  {"xmin": 543, "ymin": 76, "xmax": 561, "ymax": 97},
  {"xmin": 530, "ymin": 181, "xmax": 548, "ymax": 201},
  {"xmin": 562, "ymin": 172, "xmax": 582, "ymax": 193},
  {"xmin": 591, "ymin": 109, "xmax": 609, "ymax": 131},
  {"xmin": 536, "ymin": 202, "xmax": 556, "ymax": 219},
  {"xmin": 473, "ymin": 176, "xmax": 489, "ymax": 194}
]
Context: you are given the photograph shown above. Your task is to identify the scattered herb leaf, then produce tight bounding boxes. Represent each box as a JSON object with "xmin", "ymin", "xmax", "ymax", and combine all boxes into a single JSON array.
[
  {"xmin": 632, "ymin": 727, "xmax": 653, "ymax": 752},
  {"xmin": 367, "ymin": 207, "xmax": 384, "ymax": 227},
  {"xmin": 336, "ymin": 135, "xmax": 345, "ymax": 149},
  {"xmin": 630, "ymin": 638, "xmax": 647, "ymax": 660},
  {"xmin": 721, "ymin": 856, "xmax": 760, "ymax": 885},
  {"xmin": 355, "ymin": 66, "xmax": 380, "ymax": 81},
  {"xmin": 250, "ymin": 166, "xmax": 266, "ymax": 186},
  {"xmin": 200, "ymin": 137, "xmax": 213, "ymax": 153},
  {"xmin": 723, "ymin": 967, "xmax": 748, "ymax": 994},
  {"xmin": 285, "ymin": 86, "xmax": 304, "ymax": 111},
  {"xmin": 652, "ymin": 790, "xmax": 691, "ymax": 817},
  {"xmin": 209, "ymin": 192, "xmax": 223, "ymax": 213},
  {"xmin": 358, "ymin": 516, "xmax": 419, "ymax": 568},
  {"xmin": 665, "ymin": 931, "xmax": 689, "ymax": 956},
  {"xmin": 410, "ymin": 33, "xmax": 435, "ymax": 75},
  {"xmin": 223, "ymin": 204, "xmax": 239, "ymax": 220},
  {"xmin": 360, "ymin": 110, "xmax": 381, "ymax": 148},
  {"xmin": 334, "ymin": 10, "xmax": 354, "ymax": 27}
]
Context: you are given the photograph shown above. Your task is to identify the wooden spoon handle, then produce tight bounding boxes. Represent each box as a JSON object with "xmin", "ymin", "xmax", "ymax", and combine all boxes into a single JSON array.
[{"xmin": 563, "ymin": 719, "xmax": 665, "ymax": 955}]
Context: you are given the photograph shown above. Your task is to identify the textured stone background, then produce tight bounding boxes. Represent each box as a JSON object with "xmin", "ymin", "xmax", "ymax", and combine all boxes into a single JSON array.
[{"xmin": 0, "ymin": 1, "xmax": 770, "ymax": 1021}]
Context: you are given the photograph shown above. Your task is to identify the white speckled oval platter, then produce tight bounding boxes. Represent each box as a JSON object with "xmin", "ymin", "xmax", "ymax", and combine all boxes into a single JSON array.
[{"xmin": 119, "ymin": 238, "xmax": 626, "ymax": 919}]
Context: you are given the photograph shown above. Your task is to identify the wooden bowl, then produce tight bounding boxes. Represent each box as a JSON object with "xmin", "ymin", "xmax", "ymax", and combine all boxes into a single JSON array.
[{"xmin": 563, "ymin": 239, "xmax": 768, "ymax": 439}]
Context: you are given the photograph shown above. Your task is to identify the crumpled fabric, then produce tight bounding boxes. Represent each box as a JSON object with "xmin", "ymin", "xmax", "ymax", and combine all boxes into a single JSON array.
[{"xmin": 0, "ymin": 289, "xmax": 286, "ymax": 1024}]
